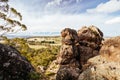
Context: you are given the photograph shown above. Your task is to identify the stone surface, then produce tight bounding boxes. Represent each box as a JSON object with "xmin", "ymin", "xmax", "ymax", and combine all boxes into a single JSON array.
[
  {"xmin": 56, "ymin": 26, "xmax": 103, "ymax": 80},
  {"xmin": 79, "ymin": 36, "xmax": 120, "ymax": 80},
  {"xmin": 78, "ymin": 26, "xmax": 103, "ymax": 45},
  {"xmin": 61, "ymin": 28, "xmax": 79, "ymax": 45},
  {"xmin": 56, "ymin": 65, "xmax": 80, "ymax": 80},
  {"xmin": 0, "ymin": 43, "xmax": 34, "ymax": 80},
  {"xmin": 100, "ymin": 36, "xmax": 120, "ymax": 62},
  {"xmin": 56, "ymin": 28, "xmax": 81, "ymax": 80},
  {"xmin": 79, "ymin": 55, "xmax": 120, "ymax": 80},
  {"xmin": 78, "ymin": 26, "xmax": 103, "ymax": 66}
]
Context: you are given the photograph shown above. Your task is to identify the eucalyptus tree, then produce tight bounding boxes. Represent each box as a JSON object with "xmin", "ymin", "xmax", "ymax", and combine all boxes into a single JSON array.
[{"xmin": 0, "ymin": 0, "xmax": 27, "ymax": 36}]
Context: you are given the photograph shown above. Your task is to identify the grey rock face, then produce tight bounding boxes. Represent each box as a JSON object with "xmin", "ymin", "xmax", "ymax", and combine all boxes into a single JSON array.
[{"xmin": 0, "ymin": 43, "xmax": 34, "ymax": 80}]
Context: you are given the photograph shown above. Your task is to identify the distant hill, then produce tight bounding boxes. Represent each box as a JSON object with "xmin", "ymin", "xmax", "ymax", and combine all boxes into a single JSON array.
[{"xmin": 5, "ymin": 32, "xmax": 60, "ymax": 38}]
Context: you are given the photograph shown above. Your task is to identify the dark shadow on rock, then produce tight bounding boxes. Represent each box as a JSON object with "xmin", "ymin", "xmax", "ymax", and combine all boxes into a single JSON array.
[{"xmin": 0, "ymin": 43, "xmax": 35, "ymax": 80}]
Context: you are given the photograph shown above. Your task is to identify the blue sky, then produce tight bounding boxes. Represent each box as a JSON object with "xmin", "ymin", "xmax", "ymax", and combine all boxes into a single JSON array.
[{"xmin": 8, "ymin": 0, "xmax": 120, "ymax": 36}]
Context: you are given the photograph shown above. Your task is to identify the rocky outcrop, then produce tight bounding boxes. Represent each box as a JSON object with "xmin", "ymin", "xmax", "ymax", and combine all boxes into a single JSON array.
[
  {"xmin": 78, "ymin": 26, "xmax": 103, "ymax": 45},
  {"xmin": 61, "ymin": 28, "xmax": 79, "ymax": 45},
  {"xmin": 100, "ymin": 36, "xmax": 120, "ymax": 62},
  {"xmin": 0, "ymin": 43, "xmax": 34, "ymax": 80},
  {"xmin": 56, "ymin": 26, "xmax": 103, "ymax": 80},
  {"xmin": 79, "ymin": 36, "xmax": 120, "ymax": 80},
  {"xmin": 78, "ymin": 26, "xmax": 103, "ymax": 66},
  {"xmin": 56, "ymin": 28, "xmax": 81, "ymax": 80}
]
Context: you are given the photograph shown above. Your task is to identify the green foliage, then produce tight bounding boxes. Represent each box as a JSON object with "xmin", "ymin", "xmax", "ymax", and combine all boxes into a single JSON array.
[
  {"xmin": 28, "ymin": 40, "xmax": 55, "ymax": 45},
  {"xmin": 45, "ymin": 71, "xmax": 56, "ymax": 76},
  {"xmin": 31, "ymin": 48, "xmax": 57, "ymax": 67},
  {"xmin": 28, "ymin": 41, "xmax": 41, "ymax": 45},
  {"xmin": 28, "ymin": 72, "xmax": 41, "ymax": 80},
  {"xmin": 3, "ymin": 37, "xmax": 60, "ymax": 80},
  {"xmin": 27, "ymin": 46, "xmax": 60, "ymax": 67},
  {"xmin": 11, "ymin": 38, "xmax": 60, "ymax": 67},
  {"xmin": 0, "ymin": 0, "xmax": 27, "ymax": 36},
  {"xmin": 41, "ymin": 40, "xmax": 55, "ymax": 44}
]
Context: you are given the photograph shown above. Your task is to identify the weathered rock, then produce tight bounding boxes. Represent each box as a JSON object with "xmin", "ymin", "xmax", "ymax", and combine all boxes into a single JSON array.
[
  {"xmin": 56, "ymin": 65, "xmax": 80, "ymax": 80},
  {"xmin": 57, "ymin": 45, "xmax": 79, "ymax": 65},
  {"xmin": 61, "ymin": 28, "xmax": 79, "ymax": 45},
  {"xmin": 56, "ymin": 26, "xmax": 104, "ymax": 80},
  {"xmin": 78, "ymin": 26, "xmax": 103, "ymax": 45},
  {"xmin": 78, "ymin": 46, "xmax": 98, "ymax": 65},
  {"xmin": 79, "ymin": 64, "xmax": 120, "ymax": 80},
  {"xmin": 79, "ymin": 36, "xmax": 120, "ymax": 80},
  {"xmin": 78, "ymin": 26, "xmax": 103, "ymax": 66},
  {"xmin": 100, "ymin": 36, "xmax": 120, "ymax": 62},
  {"xmin": 79, "ymin": 55, "xmax": 120, "ymax": 80},
  {"xmin": 0, "ymin": 43, "xmax": 34, "ymax": 80},
  {"xmin": 56, "ymin": 28, "xmax": 81, "ymax": 80}
]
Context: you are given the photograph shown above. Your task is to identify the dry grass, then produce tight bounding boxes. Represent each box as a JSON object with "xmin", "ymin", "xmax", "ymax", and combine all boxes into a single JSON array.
[{"xmin": 28, "ymin": 44, "xmax": 47, "ymax": 50}]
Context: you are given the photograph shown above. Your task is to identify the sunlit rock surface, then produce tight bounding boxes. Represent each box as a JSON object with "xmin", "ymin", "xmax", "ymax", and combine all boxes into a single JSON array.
[
  {"xmin": 79, "ymin": 37, "xmax": 120, "ymax": 80},
  {"xmin": 56, "ymin": 26, "xmax": 103, "ymax": 80}
]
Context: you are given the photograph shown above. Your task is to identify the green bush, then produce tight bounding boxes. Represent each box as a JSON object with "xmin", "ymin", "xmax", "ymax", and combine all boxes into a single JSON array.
[
  {"xmin": 28, "ymin": 72, "xmax": 41, "ymax": 80},
  {"xmin": 3, "ymin": 37, "xmax": 60, "ymax": 80}
]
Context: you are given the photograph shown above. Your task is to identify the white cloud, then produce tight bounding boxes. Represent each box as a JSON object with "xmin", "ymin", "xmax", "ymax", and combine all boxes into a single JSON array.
[
  {"xmin": 23, "ymin": 13, "xmax": 107, "ymax": 32},
  {"xmin": 19, "ymin": 13, "xmax": 120, "ymax": 37},
  {"xmin": 8, "ymin": 0, "xmax": 120, "ymax": 37},
  {"xmin": 46, "ymin": 0, "xmax": 62, "ymax": 7},
  {"xmin": 87, "ymin": 0, "xmax": 120, "ymax": 13},
  {"xmin": 105, "ymin": 17, "xmax": 120, "ymax": 24},
  {"xmin": 45, "ymin": 0, "xmax": 82, "ymax": 8}
]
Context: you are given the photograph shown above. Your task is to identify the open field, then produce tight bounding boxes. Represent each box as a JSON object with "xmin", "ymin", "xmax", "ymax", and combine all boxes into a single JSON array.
[
  {"xmin": 27, "ymin": 36, "xmax": 61, "ymax": 49},
  {"xmin": 0, "ymin": 36, "xmax": 61, "ymax": 50},
  {"xmin": 28, "ymin": 44, "xmax": 47, "ymax": 50}
]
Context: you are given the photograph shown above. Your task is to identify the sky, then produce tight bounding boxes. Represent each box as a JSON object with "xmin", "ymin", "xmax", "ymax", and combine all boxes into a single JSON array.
[{"xmin": 8, "ymin": 0, "xmax": 120, "ymax": 37}]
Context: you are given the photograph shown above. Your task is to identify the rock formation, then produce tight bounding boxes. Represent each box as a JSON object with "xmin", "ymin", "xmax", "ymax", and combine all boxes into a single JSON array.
[
  {"xmin": 78, "ymin": 26, "xmax": 103, "ymax": 66},
  {"xmin": 100, "ymin": 36, "xmax": 120, "ymax": 62},
  {"xmin": 56, "ymin": 28, "xmax": 81, "ymax": 80},
  {"xmin": 56, "ymin": 26, "xmax": 104, "ymax": 80},
  {"xmin": 79, "ymin": 36, "xmax": 120, "ymax": 80},
  {"xmin": 0, "ymin": 43, "xmax": 34, "ymax": 80}
]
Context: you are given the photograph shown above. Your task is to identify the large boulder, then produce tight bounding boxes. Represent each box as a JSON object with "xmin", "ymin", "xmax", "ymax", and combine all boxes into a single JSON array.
[
  {"xmin": 56, "ymin": 65, "xmax": 80, "ymax": 80},
  {"xmin": 78, "ymin": 25, "xmax": 103, "ymax": 45},
  {"xmin": 57, "ymin": 45, "xmax": 79, "ymax": 65},
  {"xmin": 100, "ymin": 36, "xmax": 120, "ymax": 62},
  {"xmin": 56, "ymin": 28, "xmax": 81, "ymax": 80},
  {"xmin": 0, "ymin": 43, "xmax": 34, "ymax": 80},
  {"xmin": 79, "ymin": 62, "xmax": 120, "ymax": 80},
  {"xmin": 79, "ymin": 36, "xmax": 120, "ymax": 80},
  {"xmin": 61, "ymin": 28, "xmax": 79, "ymax": 45},
  {"xmin": 78, "ymin": 26, "xmax": 103, "ymax": 66},
  {"xmin": 56, "ymin": 26, "xmax": 104, "ymax": 80}
]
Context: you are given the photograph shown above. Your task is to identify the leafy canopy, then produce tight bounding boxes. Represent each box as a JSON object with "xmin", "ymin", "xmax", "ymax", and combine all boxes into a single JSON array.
[{"xmin": 0, "ymin": 0, "xmax": 27, "ymax": 36}]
